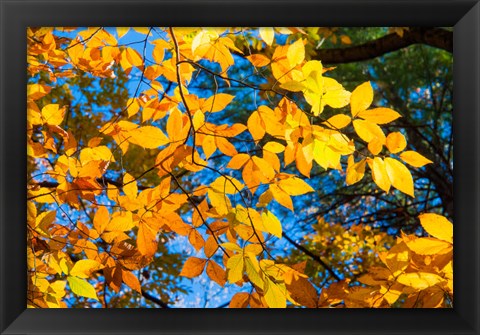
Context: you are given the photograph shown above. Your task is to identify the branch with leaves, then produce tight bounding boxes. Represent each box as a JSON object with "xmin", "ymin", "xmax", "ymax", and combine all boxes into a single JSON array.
[{"xmin": 26, "ymin": 26, "xmax": 452, "ymax": 308}]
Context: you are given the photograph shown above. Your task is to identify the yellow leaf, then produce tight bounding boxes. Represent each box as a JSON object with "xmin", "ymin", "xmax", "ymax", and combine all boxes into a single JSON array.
[
  {"xmin": 280, "ymin": 81, "xmax": 305, "ymax": 92},
  {"xmin": 385, "ymin": 157, "xmax": 414, "ymax": 197},
  {"xmin": 166, "ymin": 108, "xmax": 183, "ymax": 142},
  {"xmin": 125, "ymin": 47, "xmax": 143, "ymax": 69},
  {"xmin": 323, "ymin": 114, "xmax": 351, "ymax": 129},
  {"xmin": 252, "ymin": 156, "xmax": 276, "ymax": 181},
  {"xmin": 227, "ymin": 254, "xmax": 244, "ymax": 283},
  {"xmin": 367, "ymin": 138, "xmax": 383, "ymax": 155},
  {"xmin": 357, "ymin": 108, "xmax": 401, "ymax": 124},
  {"xmin": 117, "ymin": 27, "xmax": 130, "ymax": 39},
  {"xmin": 41, "ymin": 104, "xmax": 65, "ymax": 126},
  {"xmin": 287, "ymin": 39, "xmax": 305, "ymax": 67},
  {"xmin": 67, "ymin": 276, "xmax": 98, "ymax": 300},
  {"xmin": 245, "ymin": 244, "xmax": 263, "ymax": 255},
  {"xmin": 133, "ymin": 27, "xmax": 150, "ymax": 35},
  {"xmin": 259, "ymin": 27, "xmax": 275, "ymax": 46},
  {"xmin": 245, "ymin": 253, "xmax": 264, "ymax": 289},
  {"xmin": 152, "ymin": 39, "xmax": 168, "ymax": 63},
  {"xmin": 261, "ymin": 210, "xmax": 282, "ymax": 238},
  {"xmin": 263, "ymin": 142, "xmax": 285, "ymax": 153},
  {"xmin": 396, "ymin": 272, "xmax": 446, "ymax": 290},
  {"xmin": 278, "ymin": 177, "xmax": 314, "ymax": 196},
  {"xmin": 202, "ymin": 94, "xmax": 235, "ymax": 113},
  {"xmin": 346, "ymin": 156, "xmax": 366, "ymax": 185},
  {"xmin": 27, "ymin": 201, "xmax": 37, "ymax": 228},
  {"xmin": 264, "ymin": 278, "xmax": 287, "ymax": 308},
  {"xmin": 399, "ymin": 151, "xmax": 433, "ymax": 167},
  {"xmin": 192, "ymin": 110, "xmax": 205, "ymax": 131},
  {"xmin": 28, "ymin": 84, "xmax": 51, "ymax": 101},
  {"xmin": 321, "ymin": 77, "xmax": 351, "ymax": 110},
  {"xmin": 386, "ymin": 132, "xmax": 407, "ymax": 153},
  {"xmin": 202, "ymin": 135, "xmax": 217, "ymax": 159},
  {"xmin": 70, "ymin": 260, "xmax": 104, "ymax": 279},
  {"xmin": 106, "ymin": 211, "xmax": 134, "ymax": 232},
  {"xmin": 353, "ymin": 119, "xmax": 386, "ymax": 144},
  {"xmin": 220, "ymin": 242, "xmax": 242, "ymax": 253},
  {"xmin": 370, "ymin": 157, "xmax": 391, "ymax": 193},
  {"xmin": 269, "ymin": 184, "xmax": 293, "ymax": 211},
  {"xmin": 36, "ymin": 210, "xmax": 56, "ymax": 230},
  {"xmin": 406, "ymin": 238, "xmax": 452, "ymax": 255},
  {"xmin": 248, "ymin": 111, "xmax": 266, "ymax": 142},
  {"xmin": 123, "ymin": 173, "xmax": 137, "ymax": 199},
  {"xmin": 208, "ymin": 189, "xmax": 231, "ymax": 216},
  {"xmin": 418, "ymin": 213, "xmax": 453, "ymax": 243},
  {"xmin": 126, "ymin": 98, "xmax": 140, "ymax": 118},
  {"xmin": 350, "ymin": 81, "xmax": 373, "ymax": 117},
  {"xmin": 379, "ymin": 282, "xmax": 403, "ymax": 305},
  {"xmin": 383, "ymin": 241, "xmax": 410, "ymax": 276},
  {"xmin": 79, "ymin": 146, "xmax": 115, "ymax": 164},
  {"xmin": 206, "ymin": 260, "xmax": 227, "ymax": 286},
  {"xmin": 210, "ymin": 176, "xmax": 244, "ymax": 194},
  {"xmin": 127, "ymin": 126, "xmax": 169, "ymax": 148},
  {"xmin": 180, "ymin": 257, "xmax": 207, "ymax": 278}
]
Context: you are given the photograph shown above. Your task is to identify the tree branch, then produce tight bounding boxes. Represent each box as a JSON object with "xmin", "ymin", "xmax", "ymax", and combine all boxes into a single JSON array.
[
  {"xmin": 282, "ymin": 232, "xmax": 341, "ymax": 281},
  {"xmin": 312, "ymin": 27, "xmax": 452, "ymax": 64},
  {"xmin": 141, "ymin": 289, "xmax": 170, "ymax": 308}
]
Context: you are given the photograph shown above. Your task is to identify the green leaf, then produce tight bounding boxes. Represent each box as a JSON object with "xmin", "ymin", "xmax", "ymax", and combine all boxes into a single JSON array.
[{"xmin": 67, "ymin": 276, "xmax": 98, "ymax": 300}]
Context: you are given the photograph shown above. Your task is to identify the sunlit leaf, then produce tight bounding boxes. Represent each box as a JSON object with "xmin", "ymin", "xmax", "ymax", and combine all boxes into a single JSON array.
[
  {"xmin": 180, "ymin": 257, "xmax": 207, "ymax": 278},
  {"xmin": 227, "ymin": 254, "xmax": 244, "ymax": 283},
  {"xmin": 385, "ymin": 157, "xmax": 414, "ymax": 197},
  {"xmin": 259, "ymin": 27, "xmax": 275, "ymax": 46},
  {"xmin": 400, "ymin": 150, "xmax": 433, "ymax": 167},
  {"xmin": 350, "ymin": 81, "xmax": 373, "ymax": 117},
  {"xmin": 386, "ymin": 132, "xmax": 407, "ymax": 153},
  {"xmin": 67, "ymin": 276, "xmax": 98, "ymax": 300},
  {"xmin": 418, "ymin": 213, "xmax": 453, "ymax": 243},
  {"xmin": 127, "ymin": 126, "xmax": 169, "ymax": 148}
]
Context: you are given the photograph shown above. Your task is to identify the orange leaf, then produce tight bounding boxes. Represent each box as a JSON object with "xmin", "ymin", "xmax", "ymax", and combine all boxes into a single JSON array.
[
  {"xmin": 202, "ymin": 94, "xmax": 235, "ymax": 113},
  {"xmin": 188, "ymin": 229, "xmax": 205, "ymax": 252},
  {"xmin": 180, "ymin": 257, "xmax": 207, "ymax": 278},
  {"xmin": 122, "ymin": 269, "xmax": 141, "ymax": 293},
  {"xmin": 204, "ymin": 236, "xmax": 219, "ymax": 258},
  {"xmin": 269, "ymin": 184, "xmax": 293, "ymax": 211},
  {"xmin": 93, "ymin": 206, "xmax": 109, "ymax": 234},
  {"xmin": 206, "ymin": 260, "xmax": 227, "ymax": 286},
  {"xmin": 229, "ymin": 292, "xmax": 250, "ymax": 308},
  {"xmin": 137, "ymin": 219, "xmax": 160, "ymax": 257},
  {"xmin": 246, "ymin": 54, "xmax": 270, "ymax": 67}
]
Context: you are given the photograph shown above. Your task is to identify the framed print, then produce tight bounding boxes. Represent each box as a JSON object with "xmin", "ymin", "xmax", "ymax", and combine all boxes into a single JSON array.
[{"xmin": 1, "ymin": 0, "xmax": 479, "ymax": 334}]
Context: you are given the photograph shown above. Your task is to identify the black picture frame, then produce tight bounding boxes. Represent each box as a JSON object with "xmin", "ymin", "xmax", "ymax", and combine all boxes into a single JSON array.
[{"xmin": 1, "ymin": 0, "xmax": 478, "ymax": 334}]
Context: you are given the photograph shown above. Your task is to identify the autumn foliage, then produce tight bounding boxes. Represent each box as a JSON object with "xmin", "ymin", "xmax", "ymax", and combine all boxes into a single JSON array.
[{"xmin": 27, "ymin": 27, "xmax": 452, "ymax": 308}]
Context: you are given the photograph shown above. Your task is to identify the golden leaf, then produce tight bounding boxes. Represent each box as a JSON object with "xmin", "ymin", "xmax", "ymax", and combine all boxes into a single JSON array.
[{"xmin": 180, "ymin": 257, "xmax": 207, "ymax": 278}]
